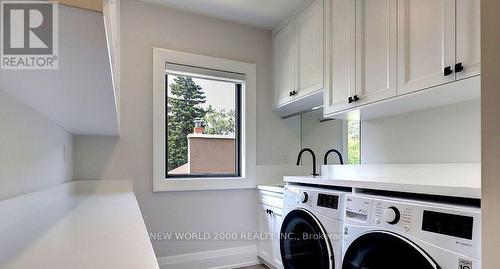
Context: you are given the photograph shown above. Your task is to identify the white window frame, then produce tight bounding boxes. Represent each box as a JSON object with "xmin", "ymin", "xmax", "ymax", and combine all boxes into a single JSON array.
[{"xmin": 153, "ymin": 48, "xmax": 256, "ymax": 192}]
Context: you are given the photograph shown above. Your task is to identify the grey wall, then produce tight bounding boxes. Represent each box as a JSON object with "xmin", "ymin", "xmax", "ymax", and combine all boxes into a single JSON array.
[
  {"xmin": 0, "ymin": 89, "xmax": 73, "ymax": 201},
  {"xmin": 361, "ymin": 100, "xmax": 480, "ymax": 164},
  {"xmin": 73, "ymin": 0, "xmax": 301, "ymax": 258},
  {"xmin": 481, "ymin": 0, "xmax": 500, "ymax": 266}
]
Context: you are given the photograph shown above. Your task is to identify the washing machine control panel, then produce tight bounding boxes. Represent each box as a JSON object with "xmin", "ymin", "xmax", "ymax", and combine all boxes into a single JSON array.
[{"xmin": 345, "ymin": 194, "xmax": 481, "ymax": 261}]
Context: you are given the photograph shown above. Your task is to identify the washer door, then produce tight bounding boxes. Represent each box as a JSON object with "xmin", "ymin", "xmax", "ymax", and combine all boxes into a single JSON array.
[
  {"xmin": 342, "ymin": 231, "xmax": 440, "ymax": 269},
  {"xmin": 280, "ymin": 209, "xmax": 333, "ymax": 269}
]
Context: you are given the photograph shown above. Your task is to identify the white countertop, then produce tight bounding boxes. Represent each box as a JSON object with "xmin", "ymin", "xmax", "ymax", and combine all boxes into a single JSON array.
[
  {"xmin": 257, "ymin": 184, "xmax": 285, "ymax": 194},
  {"xmin": 0, "ymin": 180, "xmax": 159, "ymax": 269},
  {"xmin": 284, "ymin": 164, "xmax": 481, "ymax": 199}
]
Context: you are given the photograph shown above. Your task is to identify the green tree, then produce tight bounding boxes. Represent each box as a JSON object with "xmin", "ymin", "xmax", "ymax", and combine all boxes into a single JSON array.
[
  {"xmin": 203, "ymin": 105, "xmax": 235, "ymax": 135},
  {"xmin": 347, "ymin": 121, "xmax": 360, "ymax": 164},
  {"xmin": 167, "ymin": 76, "xmax": 206, "ymax": 171}
]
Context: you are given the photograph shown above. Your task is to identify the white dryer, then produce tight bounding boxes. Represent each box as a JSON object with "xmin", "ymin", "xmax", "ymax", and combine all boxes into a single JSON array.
[
  {"xmin": 280, "ymin": 185, "xmax": 350, "ymax": 269},
  {"xmin": 342, "ymin": 194, "xmax": 481, "ymax": 269}
]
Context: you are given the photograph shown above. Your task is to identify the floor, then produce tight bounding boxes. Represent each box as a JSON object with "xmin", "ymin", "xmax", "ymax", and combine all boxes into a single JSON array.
[{"xmin": 236, "ymin": 265, "xmax": 268, "ymax": 269}]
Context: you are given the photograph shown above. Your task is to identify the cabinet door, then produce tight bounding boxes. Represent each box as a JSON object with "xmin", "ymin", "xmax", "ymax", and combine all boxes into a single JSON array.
[
  {"xmin": 324, "ymin": 0, "xmax": 356, "ymax": 115},
  {"xmin": 398, "ymin": 0, "xmax": 456, "ymax": 94},
  {"xmin": 456, "ymin": 0, "xmax": 481, "ymax": 80},
  {"xmin": 272, "ymin": 210, "xmax": 284, "ymax": 268},
  {"xmin": 355, "ymin": 0, "xmax": 397, "ymax": 105},
  {"xmin": 273, "ymin": 23, "xmax": 295, "ymax": 107},
  {"xmin": 295, "ymin": 0, "xmax": 324, "ymax": 97},
  {"xmin": 257, "ymin": 205, "xmax": 274, "ymax": 263}
]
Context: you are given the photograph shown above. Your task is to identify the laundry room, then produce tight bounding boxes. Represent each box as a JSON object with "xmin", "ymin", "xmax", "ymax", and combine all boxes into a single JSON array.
[{"xmin": 0, "ymin": 0, "xmax": 498, "ymax": 268}]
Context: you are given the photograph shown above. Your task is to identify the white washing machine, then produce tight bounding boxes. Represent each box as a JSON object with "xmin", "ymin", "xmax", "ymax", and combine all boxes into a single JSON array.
[
  {"xmin": 342, "ymin": 194, "xmax": 481, "ymax": 269},
  {"xmin": 280, "ymin": 185, "xmax": 350, "ymax": 269}
]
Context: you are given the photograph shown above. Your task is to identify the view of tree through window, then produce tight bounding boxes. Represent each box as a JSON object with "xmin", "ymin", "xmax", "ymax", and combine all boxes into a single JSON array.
[
  {"xmin": 347, "ymin": 121, "xmax": 361, "ymax": 164},
  {"xmin": 166, "ymin": 74, "xmax": 240, "ymax": 177}
]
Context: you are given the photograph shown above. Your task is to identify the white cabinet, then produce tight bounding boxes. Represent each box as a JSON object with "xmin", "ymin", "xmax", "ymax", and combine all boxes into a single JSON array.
[
  {"xmin": 324, "ymin": 0, "xmax": 397, "ymax": 114},
  {"xmin": 397, "ymin": 0, "xmax": 456, "ymax": 94},
  {"xmin": 273, "ymin": 0, "xmax": 324, "ymax": 114},
  {"xmin": 258, "ymin": 204, "xmax": 274, "ymax": 263},
  {"xmin": 398, "ymin": 0, "xmax": 480, "ymax": 94},
  {"xmin": 324, "ymin": 0, "xmax": 356, "ymax": 114},
  {"xmin": 257, "ymin": 190, "xmax": 283, "ymax": 269},
  {"xmin": 295, "ymin": 0, "xmax": 324, "ymax": 97},
  {"xmin": 273, "ymin": 23, "xmax": 295, "ymax": 106},
  {"xmin": 323, "ymin": 0, "xmax": 480, "ymax": 119},
  {"xmin": 355, "ymin": 0, "xmax": 397, "ymax": 105},
  {"xmin": 0, "ymin": 3, "xmax": 120, "ymax": 136},
  {"xmin": 103, "ymin": 0, "xmax": 121, "ymax": 109},
  {"xmin": 456, "ymin": 0, "xmax": 481, "ymax": 80}
]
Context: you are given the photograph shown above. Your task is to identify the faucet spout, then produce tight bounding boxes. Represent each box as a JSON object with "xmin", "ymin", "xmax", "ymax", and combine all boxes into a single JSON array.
[
  {"xmin": 324, "ymin": 149, "xmax": 344, "ymax": 165},
  {"xmin": 296, "ymin": 148, "xmax": 319, "ymax": 176}
]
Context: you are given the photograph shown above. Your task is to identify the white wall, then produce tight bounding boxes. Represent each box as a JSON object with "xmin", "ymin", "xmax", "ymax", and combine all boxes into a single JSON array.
[
  {"xmin": 73, "ymin": 0, "xmax": 301, "ymax": 258},
  {"xmin": 0, "ymin": 89, "xmax": 73, "ymax": 201},
  {"xmin": 481, "ymin": 0, "xmax": 500, "ymax": 266},
  {"xmin": 361, "ymin": 100, "xmax": 481, "ymax": 164}
]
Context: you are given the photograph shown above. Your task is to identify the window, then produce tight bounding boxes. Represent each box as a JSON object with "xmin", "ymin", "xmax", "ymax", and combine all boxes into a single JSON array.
[
  {"xmin": 166, "ymin": 69, "xmax": 241, "ymax": 178},
  {"xmin": 347, "ymin": 120, "xmax": 361, "ymax": 164},
  {"xmin": 153, "ymin": 48, "xmax": 256, "ymax": 191}
]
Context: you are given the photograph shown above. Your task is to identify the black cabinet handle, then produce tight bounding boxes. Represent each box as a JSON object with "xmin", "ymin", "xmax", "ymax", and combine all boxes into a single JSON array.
[
  {"xmin": 289, "ymin": 91, "xmax": 292, "ymax": 97},
  {"xmin": 266, "ymin": 209, "xmax": 270, "ymax": 214},
  {"xmin": 269, "ymin": 210, "xmax": 273, "ymax": 215},
  {"xmin": 353, "ymin": 95, "xmax": 360, "ymax": 102},
  {"xmin": 455, "ymin": 62, "xmax": 464, "ymax": 73},
  {"xmin": 292, "ymin": 90, "xmax": 297, "ymax": 96},
  {"xmin": 348, "ymin": 97, "xmax": 354, "ymax": 103},
  {"xmin": 444, "ymin": 66, "xmax": 453, "ymax": 76}
]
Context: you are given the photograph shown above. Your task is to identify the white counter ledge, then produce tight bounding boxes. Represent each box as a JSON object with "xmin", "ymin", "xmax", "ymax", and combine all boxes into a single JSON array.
[
  {"xmin": 0, "ymin": 180, "xmax": 159, "ymax": 269},
  {"xmin": 284, "ymin": 164, "xmax": 481, "ymax": 199},
  {"xmin": 256, "ymin": 184, "xmax": 285, "ymax": 194}
]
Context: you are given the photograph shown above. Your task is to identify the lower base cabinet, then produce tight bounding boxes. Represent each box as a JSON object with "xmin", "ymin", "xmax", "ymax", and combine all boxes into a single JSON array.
[{"xmin": 257, "ymin": 190, "xmax": 283, "ymax": 269}]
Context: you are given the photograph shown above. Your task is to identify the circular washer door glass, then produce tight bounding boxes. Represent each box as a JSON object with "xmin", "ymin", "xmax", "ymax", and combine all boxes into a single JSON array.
[
  {"xmin": 280, "ymin": 209, "xmax": 332, "ymax": 269},
  {"xmin": 342, "ymin": 232, "xmax": 439, "ymax": 269}
]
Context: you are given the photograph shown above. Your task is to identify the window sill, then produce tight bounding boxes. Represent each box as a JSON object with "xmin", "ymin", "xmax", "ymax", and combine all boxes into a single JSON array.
[{"xmin": 153, "ymin": 177, "xmax": 256, "ymax": 192}]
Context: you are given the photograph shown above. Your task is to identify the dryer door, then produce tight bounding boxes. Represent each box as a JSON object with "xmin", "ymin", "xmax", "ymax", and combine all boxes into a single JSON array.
[
  {"xmin": 342, "ymin": 231, "xmax": 439, "ymax": 269},
  {"xmin": 280, "ymin": 209, "xmax": 333, "ymax": 269}
]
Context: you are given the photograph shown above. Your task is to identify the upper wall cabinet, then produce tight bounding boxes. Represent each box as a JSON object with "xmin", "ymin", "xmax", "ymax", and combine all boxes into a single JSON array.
[
  {"xmin": 323, "ymin": 0, "xmax": 480, "ymax": 119},
  {"xmin": 324, "ymin": 0, "xmax": 356, "ymax": 114},
  {"xmin": 324, "ymin": 0, "xmax": 397, "ymax": 116},
  {"xmin": 103, "ymin": 0, "xmax": 121, "ymax": 116},
  {"xmin": 398, "ymin": 0, "xmax": 480, "ymax": 94},
  {"xmin": 397, "ymin": 0, "xmax": 456, "ymax": 94},
  {"xmin": 0, "ymin": 3, "xmax": 120, "ymax": 135},
  {"xmin": 456, "ymin": 0, "xmax": 481, "ymax": 80},
  {"xmin": 356, "ymin": 0, "xmax": 397, "ymax": 105},
  {"xmin": 273, "ymin": 23, "xmax": 296, "ymax": 107},
  {"xmin": 0, "ymin": 1, "xmax": 120, "ymax": 136},
  {"xmin": 273, "ymin": 0, "xmax": 324, "ymax": 116},
  {"xmin": 295, "ymin": 0, "xmax": 324, "ymax": 98}
]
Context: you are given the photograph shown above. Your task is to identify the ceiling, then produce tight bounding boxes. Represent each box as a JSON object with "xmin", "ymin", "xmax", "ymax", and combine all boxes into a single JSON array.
[{"xmin": 140, "ymin": 0, "xmax": 309, "ymax": 30}]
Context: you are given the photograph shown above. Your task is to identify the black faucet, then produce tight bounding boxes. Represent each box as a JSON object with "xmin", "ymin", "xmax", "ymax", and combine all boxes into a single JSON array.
[
  {"xmin": 296, "ymin": 148, "xmax": 319, "ymax": 176},
  {"xmin": 324, "ymin": 149, "xmax": 344, "ymax": 165}
]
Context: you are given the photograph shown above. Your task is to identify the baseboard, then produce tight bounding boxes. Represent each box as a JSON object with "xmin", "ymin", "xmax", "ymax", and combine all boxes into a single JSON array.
[{"xmin": 157, "ymin": 244, "xmax": 260, "ymax": 269}]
